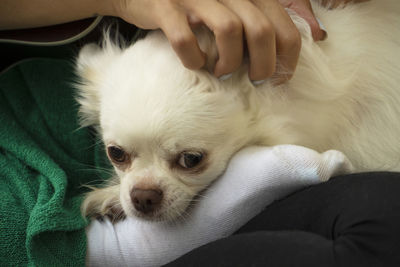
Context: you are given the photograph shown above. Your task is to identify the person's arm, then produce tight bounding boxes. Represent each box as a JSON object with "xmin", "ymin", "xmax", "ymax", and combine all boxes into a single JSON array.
[
  {"xmin": 112, "ymin": 0, "xmax": 325, "ymax": 82},
  {"xmin": 0, "ymin": 0, "xmax": 116, "ymax": 30},
  {"xmin": 0, "ymin": 0, "xmax": 324, "ymax": 83},
  {"xmin": 86, "ymin": 145, "xmax": 354, "ymax": 266},
  {"xmin": 2, "ymin": 0, "xmax": 368, "ymax": 82}
]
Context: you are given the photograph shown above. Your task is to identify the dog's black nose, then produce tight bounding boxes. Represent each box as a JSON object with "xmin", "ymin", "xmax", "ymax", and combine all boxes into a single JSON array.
[{"xmin": 131, "ymin": 188, "xmax": 163, "ymax": 214}]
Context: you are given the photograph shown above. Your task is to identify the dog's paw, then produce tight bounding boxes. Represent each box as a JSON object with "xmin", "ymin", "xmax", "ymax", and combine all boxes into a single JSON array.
[
  {"xmin": 81, "ymin": 184, "xmax": 126, "ymax": 223},
  {"xmin": 94, "ymin": 204, "xmax": 126, "ymax": 223}
]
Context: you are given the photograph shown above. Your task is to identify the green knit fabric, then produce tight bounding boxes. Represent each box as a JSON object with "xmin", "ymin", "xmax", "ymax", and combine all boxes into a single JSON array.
[{"xmin": 0, "ymin": 58, "xmax": 109, "ymax": 266}]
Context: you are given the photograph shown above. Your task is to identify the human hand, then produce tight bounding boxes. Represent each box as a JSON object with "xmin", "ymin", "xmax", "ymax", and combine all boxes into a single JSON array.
[
  {"xmin": 320, "ymin": 0, "xmax": 369, "ymax": 8},
  {"xmin": 279, "ymin": 0, "xmax": 327, "ymax": 42},
  {"xmin": 113, "ymin": 0, "xmax": 324, "ymax": 83}
]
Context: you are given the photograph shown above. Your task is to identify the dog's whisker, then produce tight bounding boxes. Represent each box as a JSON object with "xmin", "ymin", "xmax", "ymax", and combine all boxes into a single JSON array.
[
  {"xmin": 80, "ymin": 177, "xmax": 120, "ymax": 190},
  {"xmin": 77, "ymin": 168, "xmax": 114, "ymax": 177},
  {"xmin": 73, "ymin": 137, "xmax": 105, "ymax": 151},
  {"xmin": 73, "ymin": 161, "xmax": 110, "ymax": 169}
]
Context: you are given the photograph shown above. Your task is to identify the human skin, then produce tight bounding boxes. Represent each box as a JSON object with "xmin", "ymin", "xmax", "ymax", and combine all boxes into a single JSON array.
[{"xmin": 0, "ymin": 0, "xmax": 367, "ymax": 81}]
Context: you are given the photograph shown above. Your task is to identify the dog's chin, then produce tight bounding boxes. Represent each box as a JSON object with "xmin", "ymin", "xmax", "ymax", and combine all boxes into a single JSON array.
[
  {"xmin": 123, "ymin": 203, "xmax": 191, "ymax": 222},
  {"xmin": 128, "ymin": 210, "xmax": 165, "ymax": 222}
]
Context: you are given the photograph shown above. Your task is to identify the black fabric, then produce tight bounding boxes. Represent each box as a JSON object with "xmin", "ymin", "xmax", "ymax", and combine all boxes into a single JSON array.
[
  {"xmin": 166, "ymin": 172, "xmax": 400, "ymax": 267},
  {"xmin": 0, "ymin": 17, "xmax": 139, "ymax": 72}
]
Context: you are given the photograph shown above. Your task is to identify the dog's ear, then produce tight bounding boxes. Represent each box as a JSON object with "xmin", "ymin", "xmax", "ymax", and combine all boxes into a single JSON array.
[
  {"xmin": 76, "ymin": 43, "xmax": 105, "ymax": 80},
  {"xmin": 75, "ymin": 42, "xmax": 120, "ymax": 127}
]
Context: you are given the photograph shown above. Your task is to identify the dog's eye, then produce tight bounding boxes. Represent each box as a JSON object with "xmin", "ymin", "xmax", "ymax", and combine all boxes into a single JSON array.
[
  {"xmin": 107, "ymin": 145, "xmax": 128, "ymax": 164},
  {"xmin": 178, "ymin": 152, "xmax": 203, "ymax": 169}
]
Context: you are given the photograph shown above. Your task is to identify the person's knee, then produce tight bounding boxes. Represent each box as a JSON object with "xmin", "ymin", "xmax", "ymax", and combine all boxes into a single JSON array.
[
  {"xmin": 330, "ymin": 172, "xmax": 400, "ymax": 266},
  {"xmin": 332, "ymin": 172, "xmax": 400, "ymax": 217}
]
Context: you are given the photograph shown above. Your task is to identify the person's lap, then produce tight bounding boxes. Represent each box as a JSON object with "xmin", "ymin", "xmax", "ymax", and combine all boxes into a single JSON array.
[{"xmin": 167, "ymin": 172, "xmax": 400, "ymax": 266}]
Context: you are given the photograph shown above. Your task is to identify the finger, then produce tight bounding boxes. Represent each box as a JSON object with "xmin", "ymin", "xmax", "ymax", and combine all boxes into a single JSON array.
[
  {"xmin": 187, "ymin": 13, "xmax": 202, "ymax": 26},
  {"xmin": 187, "ymin": 0, "xmax": 244, "ymax": 77},
  {"xmin": 253, "ymin": 0, "xmax": 302, "ymax": 83},
  {"xmin": 321, "ymin": 0, "xmax": 367, "ymax": 9},
  {"xmin": 329, "ymin": 0, "xmax": 350, "ymax": 8},
  {"xmin": 220, "ymin": 0, "xmax": 276, "ymax": 81},
  {"xmin": 282, "ymin": 0, "xmax": 326, "ymax": 41},
  {"xmin": 158, "ymin": 5, "xmax": 206, "ymax": 70}
]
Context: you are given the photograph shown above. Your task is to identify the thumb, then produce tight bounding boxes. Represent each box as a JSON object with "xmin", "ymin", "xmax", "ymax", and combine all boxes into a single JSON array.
[{"xmin": 280, "ymin": 0, "xmax": 327, "ymax": 41}]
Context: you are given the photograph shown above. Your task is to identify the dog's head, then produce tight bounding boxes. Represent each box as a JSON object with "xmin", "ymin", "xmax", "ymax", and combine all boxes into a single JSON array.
[{"xmin": 76, "ymin": 31, "xmax": 256, "ymax": 221}]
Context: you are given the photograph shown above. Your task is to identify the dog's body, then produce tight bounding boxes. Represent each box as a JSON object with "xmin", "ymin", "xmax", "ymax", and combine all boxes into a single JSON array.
[{"xmin": 76, "ymin": 0, "xmax": 400, "ymax": 221}]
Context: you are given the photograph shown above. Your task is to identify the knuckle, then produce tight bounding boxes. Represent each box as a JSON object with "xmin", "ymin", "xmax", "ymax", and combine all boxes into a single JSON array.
[
  {"xmin": 251, "ymin": 20, "xmax": 273, "ymax": 43},
  {"xmin": 280, "ymin": 29, "xmax": 302, "ymax": 53},
  {"xmin": 216, "ymin": 17, "xmax": 242, "ymax": 36},
  {"xmin": 170, "ymin": 33, "xmax": 196, "ymax": 50}
]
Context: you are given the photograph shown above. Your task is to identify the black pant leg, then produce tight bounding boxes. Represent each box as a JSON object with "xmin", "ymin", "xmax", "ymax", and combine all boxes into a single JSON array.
[{"xmin": 166, "ymin": 172, "xmax": 400, "ymax": 267}]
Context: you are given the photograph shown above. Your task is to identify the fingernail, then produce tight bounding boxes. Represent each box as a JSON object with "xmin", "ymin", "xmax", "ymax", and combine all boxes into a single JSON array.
[
  {"xmin": 316, "ymin": 18, "xmax": 328, "ymax": 41},
  {"xmin": 252, "ymin": 79, "xmax": 266, "ymax": 86},
  {"xmin": 218, "ymin": 73, "xmax": 233, "ymax": 81}
]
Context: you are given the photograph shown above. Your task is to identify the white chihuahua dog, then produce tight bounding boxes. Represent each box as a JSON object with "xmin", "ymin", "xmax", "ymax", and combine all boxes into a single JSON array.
[{"xmin": 76, "ymin": 0, "xmax": 400, "ymax": 221}]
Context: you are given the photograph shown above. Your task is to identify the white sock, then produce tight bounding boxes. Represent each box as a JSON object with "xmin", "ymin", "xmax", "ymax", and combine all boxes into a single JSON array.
[{"xmin": 86, "ymin": 145, "xmax": 353, "ymax": 266}]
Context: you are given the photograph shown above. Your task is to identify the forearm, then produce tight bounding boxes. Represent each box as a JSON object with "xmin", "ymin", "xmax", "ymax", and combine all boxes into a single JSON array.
[{"xmin": 0, "ymin": 0, "xmax": 120, "ymax": 30}]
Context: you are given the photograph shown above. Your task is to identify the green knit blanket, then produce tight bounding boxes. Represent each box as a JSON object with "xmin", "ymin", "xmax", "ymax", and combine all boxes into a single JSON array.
[{"xmin": 0, "ymin": 58, "xmax": 109, "ymax": 266}]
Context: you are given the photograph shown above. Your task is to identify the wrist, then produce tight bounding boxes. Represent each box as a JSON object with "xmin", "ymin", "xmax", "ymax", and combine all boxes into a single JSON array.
[{"xmin": 96, "ymin": 0, "xmax": 124, "ymax": 17}]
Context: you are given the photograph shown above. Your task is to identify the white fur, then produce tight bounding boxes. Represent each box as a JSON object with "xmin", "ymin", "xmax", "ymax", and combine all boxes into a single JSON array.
[{"xmin": 76, "ymin": 0, "xmax": 400, "ymax": 221}]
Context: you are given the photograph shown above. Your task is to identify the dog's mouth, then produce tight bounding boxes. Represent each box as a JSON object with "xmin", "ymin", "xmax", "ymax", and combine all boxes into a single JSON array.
[
  {"xmin": 125, "ymin": 195, "xmax": 195, "ymax": 222},
  {"xmin": 130, "ymin": 209, "xmax": 164, "ymax": 221}
]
